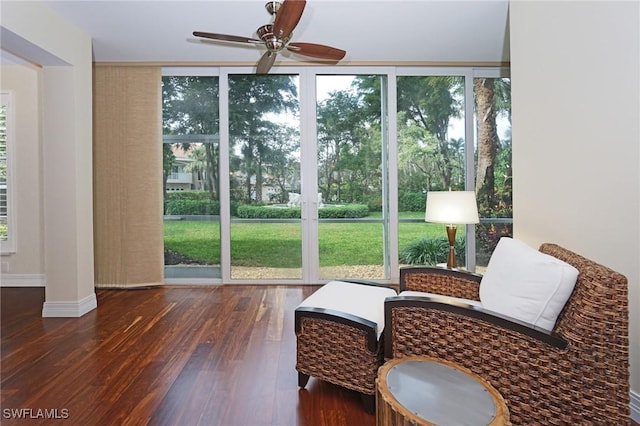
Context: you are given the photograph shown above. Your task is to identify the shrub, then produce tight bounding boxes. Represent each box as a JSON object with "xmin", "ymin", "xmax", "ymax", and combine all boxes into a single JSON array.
[
  {"xmin": 164, "ymin": 191, "xmax": 221, "ymax": 215},
  {"xmin": 399, "ymin": 191, "xmax": 427, "ymax": 212},
  {"xmin": 399, "ymin": 237, "xmax": 448, "ymax": 265},
  {"xmin": 237, "ymin": 205, "xmax": 301, "ymax": 219},
  {"xmin": 364, "ymin": 194, "xmax": 383, "ymax": 212},
  {"xmin": 399, "ymin": 236, "xmax": 466, "ymax": 266},
  {"xmin": 165, "ymin": 191, "xmax": 210, "ymax": 201},
  {"xmin": 165, "ymin": 199, "xmax": 220, "ymax": 215},
  {"xmin": 475, "ymin": 223, "xmax": 512, "ymax": 265},
  {"xmin": 318, "ymin": 204, "xmax": 369, "ymax": 219}
]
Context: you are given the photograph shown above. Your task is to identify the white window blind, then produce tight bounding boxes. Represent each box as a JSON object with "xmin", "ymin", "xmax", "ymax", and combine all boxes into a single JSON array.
[{"xmin": 0, "ymin": 91, "xmax": 15, "ymax": 253}]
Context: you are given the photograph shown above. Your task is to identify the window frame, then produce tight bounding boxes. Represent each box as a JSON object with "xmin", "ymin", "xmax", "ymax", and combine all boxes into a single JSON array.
[
  {"xmin": 0, "ymin": 90, "xmax": 16, "ymax": 254},
  {"xmin": 160, "ymin": 66, "xmax": 510, "ymax": 283},
  {"xmin": 471, "ymin": 68, "xmax": 512, "ymax": 269}
]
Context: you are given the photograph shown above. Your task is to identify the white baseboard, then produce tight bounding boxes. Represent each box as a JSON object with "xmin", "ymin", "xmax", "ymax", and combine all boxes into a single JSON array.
[
  {"xmin": 632, "ymin": 389, "xmax": 640, "ymax": 423},
  {"xmin": 42, "ymin": 293, "xmax": 97, "ymax": 317},
  {"xmin": 0, "ymin": 273, "xmax": 45, "ymax": 287}
]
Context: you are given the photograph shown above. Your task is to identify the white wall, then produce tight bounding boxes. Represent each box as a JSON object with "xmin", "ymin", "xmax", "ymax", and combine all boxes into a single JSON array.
[
  {"xmin": 0, "ymin": 64, "xmax": 45, "ymax": 284},
  {"xmin": 1, "ymin": 1, "xmax": 96, "ymax": 316},
  {"xmin": 510, "ymin": 0, "xmax": 640, "ymax": 415}
]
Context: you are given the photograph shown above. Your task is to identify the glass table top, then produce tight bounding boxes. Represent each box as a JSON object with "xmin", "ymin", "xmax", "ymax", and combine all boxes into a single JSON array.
[{"xmin": 385, "ymin": 359, "xmax": 497, "ymax": 425}]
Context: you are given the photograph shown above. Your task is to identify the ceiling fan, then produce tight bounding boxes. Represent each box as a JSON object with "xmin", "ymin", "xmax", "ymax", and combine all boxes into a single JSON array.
[{"xmin": 193, "ymin": 0, "xmax": 346, "ymax": 74}]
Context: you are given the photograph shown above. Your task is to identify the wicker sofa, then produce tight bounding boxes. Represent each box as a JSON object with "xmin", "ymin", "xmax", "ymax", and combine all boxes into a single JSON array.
[{"xmin": 384, "ymin": 243, "xmax": 630, "ymax": 425}]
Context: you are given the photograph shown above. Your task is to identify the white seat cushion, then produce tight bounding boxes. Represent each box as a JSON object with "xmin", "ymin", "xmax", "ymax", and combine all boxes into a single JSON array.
[
  {"xmin": 399, "ymin": 291, "xmax": 482, "ymax": 308},
  {"xmin": 296, "ymin": 281, "xmax": 397, "ymax": 337},
  {"xmin": 479, "ymin": 237, "xmax": 579, "ymax": 331}
]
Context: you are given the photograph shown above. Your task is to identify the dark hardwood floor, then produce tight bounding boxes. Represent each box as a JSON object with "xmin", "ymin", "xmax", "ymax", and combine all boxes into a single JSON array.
[
  {"xmin": 1, "ymin": 286, "xmax": 376, "ymax": 426},
  {"xmin": 3, "ymin": 286, "xmax": 638, "ymax": 426}
]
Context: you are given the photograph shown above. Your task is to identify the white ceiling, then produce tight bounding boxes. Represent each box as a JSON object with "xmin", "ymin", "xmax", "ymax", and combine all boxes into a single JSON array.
[{"xmin": 30, "ymin": 0, "xmax": 510, "ymax": 65}]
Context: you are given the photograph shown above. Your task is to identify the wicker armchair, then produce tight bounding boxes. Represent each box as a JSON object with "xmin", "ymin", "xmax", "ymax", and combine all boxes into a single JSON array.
[{"xmin": 384, "ymin": 243, "xmax": 629, "ymax": 425}]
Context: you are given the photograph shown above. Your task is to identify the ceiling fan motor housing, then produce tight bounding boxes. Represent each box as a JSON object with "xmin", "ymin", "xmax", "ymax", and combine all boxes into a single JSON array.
[{"xmin": 257, "ymin": 24, "xmax": 288, "ymax": 52}]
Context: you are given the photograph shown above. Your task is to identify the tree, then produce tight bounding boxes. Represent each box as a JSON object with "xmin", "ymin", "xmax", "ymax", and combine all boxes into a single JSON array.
[
  {"xmin": 162, "ymin": 76, "xmax": 219, "ymax": 200},
  {"xmin": 162, "ymin": 144, "xmax": 175, "ymax": 203},
  {"xmin": 474, "ymin": 77, "xmax": 512, "ymax": 215},
  {"xmin": 316, "ymin": 88, "xmax": 379, "ymax": 204},
  {"xmin": 228, "ymin": 75, "xmax": 299, "ymax": 203},
  {"xmin": 474, "ymin": 77, "xmax": 498, "ymax": 209},
  {"xmin": 398, "ymin": 76, "xmax": 464, "ymax": 190},
  {"xmin": 184, "ymin": 145, "xmax": 208, "ymax": 190},
  {"xmin": 261, "ymin": 124, "xmax": 300, "ymax": 203},
  {"xmin": 357, "ymin": 76, "xmax": 465, "ymax": 192}
]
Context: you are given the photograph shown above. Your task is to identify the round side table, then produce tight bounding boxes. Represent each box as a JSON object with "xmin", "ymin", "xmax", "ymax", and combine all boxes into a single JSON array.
[{"xmin": 376, "ymin": 356, "xmax": 510, "ymax": 426}]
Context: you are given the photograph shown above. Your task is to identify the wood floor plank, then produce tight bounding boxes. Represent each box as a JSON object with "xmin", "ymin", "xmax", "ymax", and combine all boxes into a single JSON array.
[{"xmin": 1, "ymin": 286, "xmax": 375, "ymax": 425}]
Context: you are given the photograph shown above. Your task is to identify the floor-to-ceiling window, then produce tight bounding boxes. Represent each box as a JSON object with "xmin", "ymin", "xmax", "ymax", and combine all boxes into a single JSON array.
[
  {"xmin": 316, "ymin": 74, "xmax": 389, "ymax": 280},
  {"xmin": 396, "ymin": 74, "xmax": 468, "ymax": 268},
  {"xmin": 161, "ymin": 66, "xmax": 510, "ymax": 283},
  {"xmin": 473, "ymin": 72, "xmax": 512, "ymax": 270},
  {"xmin": 395, "ymin": 69, "xmax": 512, "ymax": 272},
  {"xmin": 227, "ymin": 73, "xmax": 303, "ymax": 280},
  {"xmin": 162, "ymin": 71, "xmax": 221, "ymax": 280}
]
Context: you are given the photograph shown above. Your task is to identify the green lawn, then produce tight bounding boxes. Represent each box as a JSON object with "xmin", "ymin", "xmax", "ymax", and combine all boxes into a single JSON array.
[{"xmin": 164, "ymin": 215, "xmax": 448, "ymax": 267}]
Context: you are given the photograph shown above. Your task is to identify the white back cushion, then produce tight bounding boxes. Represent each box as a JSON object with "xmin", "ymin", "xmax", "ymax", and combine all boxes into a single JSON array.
[{"xmin": 479, "ymin": 237, "xmax": 578, "ymax": 331}]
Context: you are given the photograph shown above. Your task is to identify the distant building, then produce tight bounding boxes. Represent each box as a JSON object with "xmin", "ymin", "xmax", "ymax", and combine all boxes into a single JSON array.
[
  {"xmin": 166, "ymin": 145, "xmax": 197, "ymax": 191},
  {"xmin": 164, "ymin": 134, "xmax": 219, "ymax": 191}
]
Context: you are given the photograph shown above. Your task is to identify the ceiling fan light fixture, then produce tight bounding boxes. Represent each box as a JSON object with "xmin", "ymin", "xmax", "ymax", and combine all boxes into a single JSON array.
[{"xmin": 257, "ymin": 24, "xmax": 274, "ymax": 41}]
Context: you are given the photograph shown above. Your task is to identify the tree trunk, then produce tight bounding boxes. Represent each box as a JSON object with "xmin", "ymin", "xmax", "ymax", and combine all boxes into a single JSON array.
[
  {"xmin": 205, "ymin": 144, "xmax": 217, "ymax": 200},
  {"xmin": 256, "ymin": 159, "xmax": 263, "ymax": 203},
  {"xmin": 474, "ymin": 78, "xmax": 498, "ymax": 211}
]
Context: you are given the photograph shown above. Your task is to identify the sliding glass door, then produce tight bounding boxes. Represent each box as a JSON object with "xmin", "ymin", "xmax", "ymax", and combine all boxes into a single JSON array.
[
  {"xmin": 396, "ymin": 75, "xmax": 468, "ymax": 268},
  {"xmin": 162, "ymin": 67, "xmax": 510, "ymax": 283},
  {"xmin": 162, "ymin": 74, "xmax": 221, "ymax": 280},
  {"xmin": 227, "ymin": 74, "xmax": 303, "ymax": 280},
  {"xmin": 316, "ymin": 74, "xmax": 389, "ymax": 280}
]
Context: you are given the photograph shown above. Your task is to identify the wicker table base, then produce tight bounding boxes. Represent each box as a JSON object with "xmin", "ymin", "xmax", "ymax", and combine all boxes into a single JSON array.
[{"xmin": 376, "ymin": 356, "xmax": 510, "ymax": 426}]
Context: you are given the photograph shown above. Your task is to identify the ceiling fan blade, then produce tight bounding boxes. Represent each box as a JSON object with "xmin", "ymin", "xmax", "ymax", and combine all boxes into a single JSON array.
[
  {"xmin": 256, "ymin": 51, "xmax": 277, "ymax": 74},
  {"xmin": 273, "ymin": 0, "xmax": 306, "ymax": 40},
  {"xmin": 287, "ymin": 42, "xmax": 346, "ymax": 61},
  {"xmin": 193, "ymin": 31, "xmax": 261, "ymax": 44}
]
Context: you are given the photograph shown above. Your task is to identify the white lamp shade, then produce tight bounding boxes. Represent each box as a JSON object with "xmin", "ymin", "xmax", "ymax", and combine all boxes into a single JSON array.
[{"xmin": 425, "ymin": 191, "xmax": 480, "ymax": 224}]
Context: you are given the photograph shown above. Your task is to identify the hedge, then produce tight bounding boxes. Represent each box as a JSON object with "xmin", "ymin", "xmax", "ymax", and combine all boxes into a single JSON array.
[
  {"xmin": 164, "ymin": 190, "xmax": 446, "ymax": 215},
  {"xmin": 165, "ymin": 199, "xmax": 220, "ymax": 215},
  {"xmin": 236, "ymin": 204, "xmax": 370, "ymax": 219},
  {"xmin": 398, "ymin": 191, "xmax": 427, "ymax": 212}
]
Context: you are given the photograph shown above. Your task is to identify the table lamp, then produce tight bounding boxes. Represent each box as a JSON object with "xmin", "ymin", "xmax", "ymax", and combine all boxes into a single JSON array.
[{"xmin": 425, "ymin": 191, "xmax": 480, "ymax": 269}]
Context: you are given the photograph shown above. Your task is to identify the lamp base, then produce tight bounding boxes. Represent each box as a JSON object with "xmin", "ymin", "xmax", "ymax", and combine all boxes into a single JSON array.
[{"xmin": 446, "ymin": 225, "xmax": 457, "ymax": 269}]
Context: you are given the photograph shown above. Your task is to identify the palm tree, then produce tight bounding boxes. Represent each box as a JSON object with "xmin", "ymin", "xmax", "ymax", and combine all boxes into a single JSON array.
[
  {"xmin": 474, "ymin": 77, "xmax": 498, "ymax": 210},
  {"xmin": 184, "ymin": 145, "xmax": 208, "ymax": 192}
]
